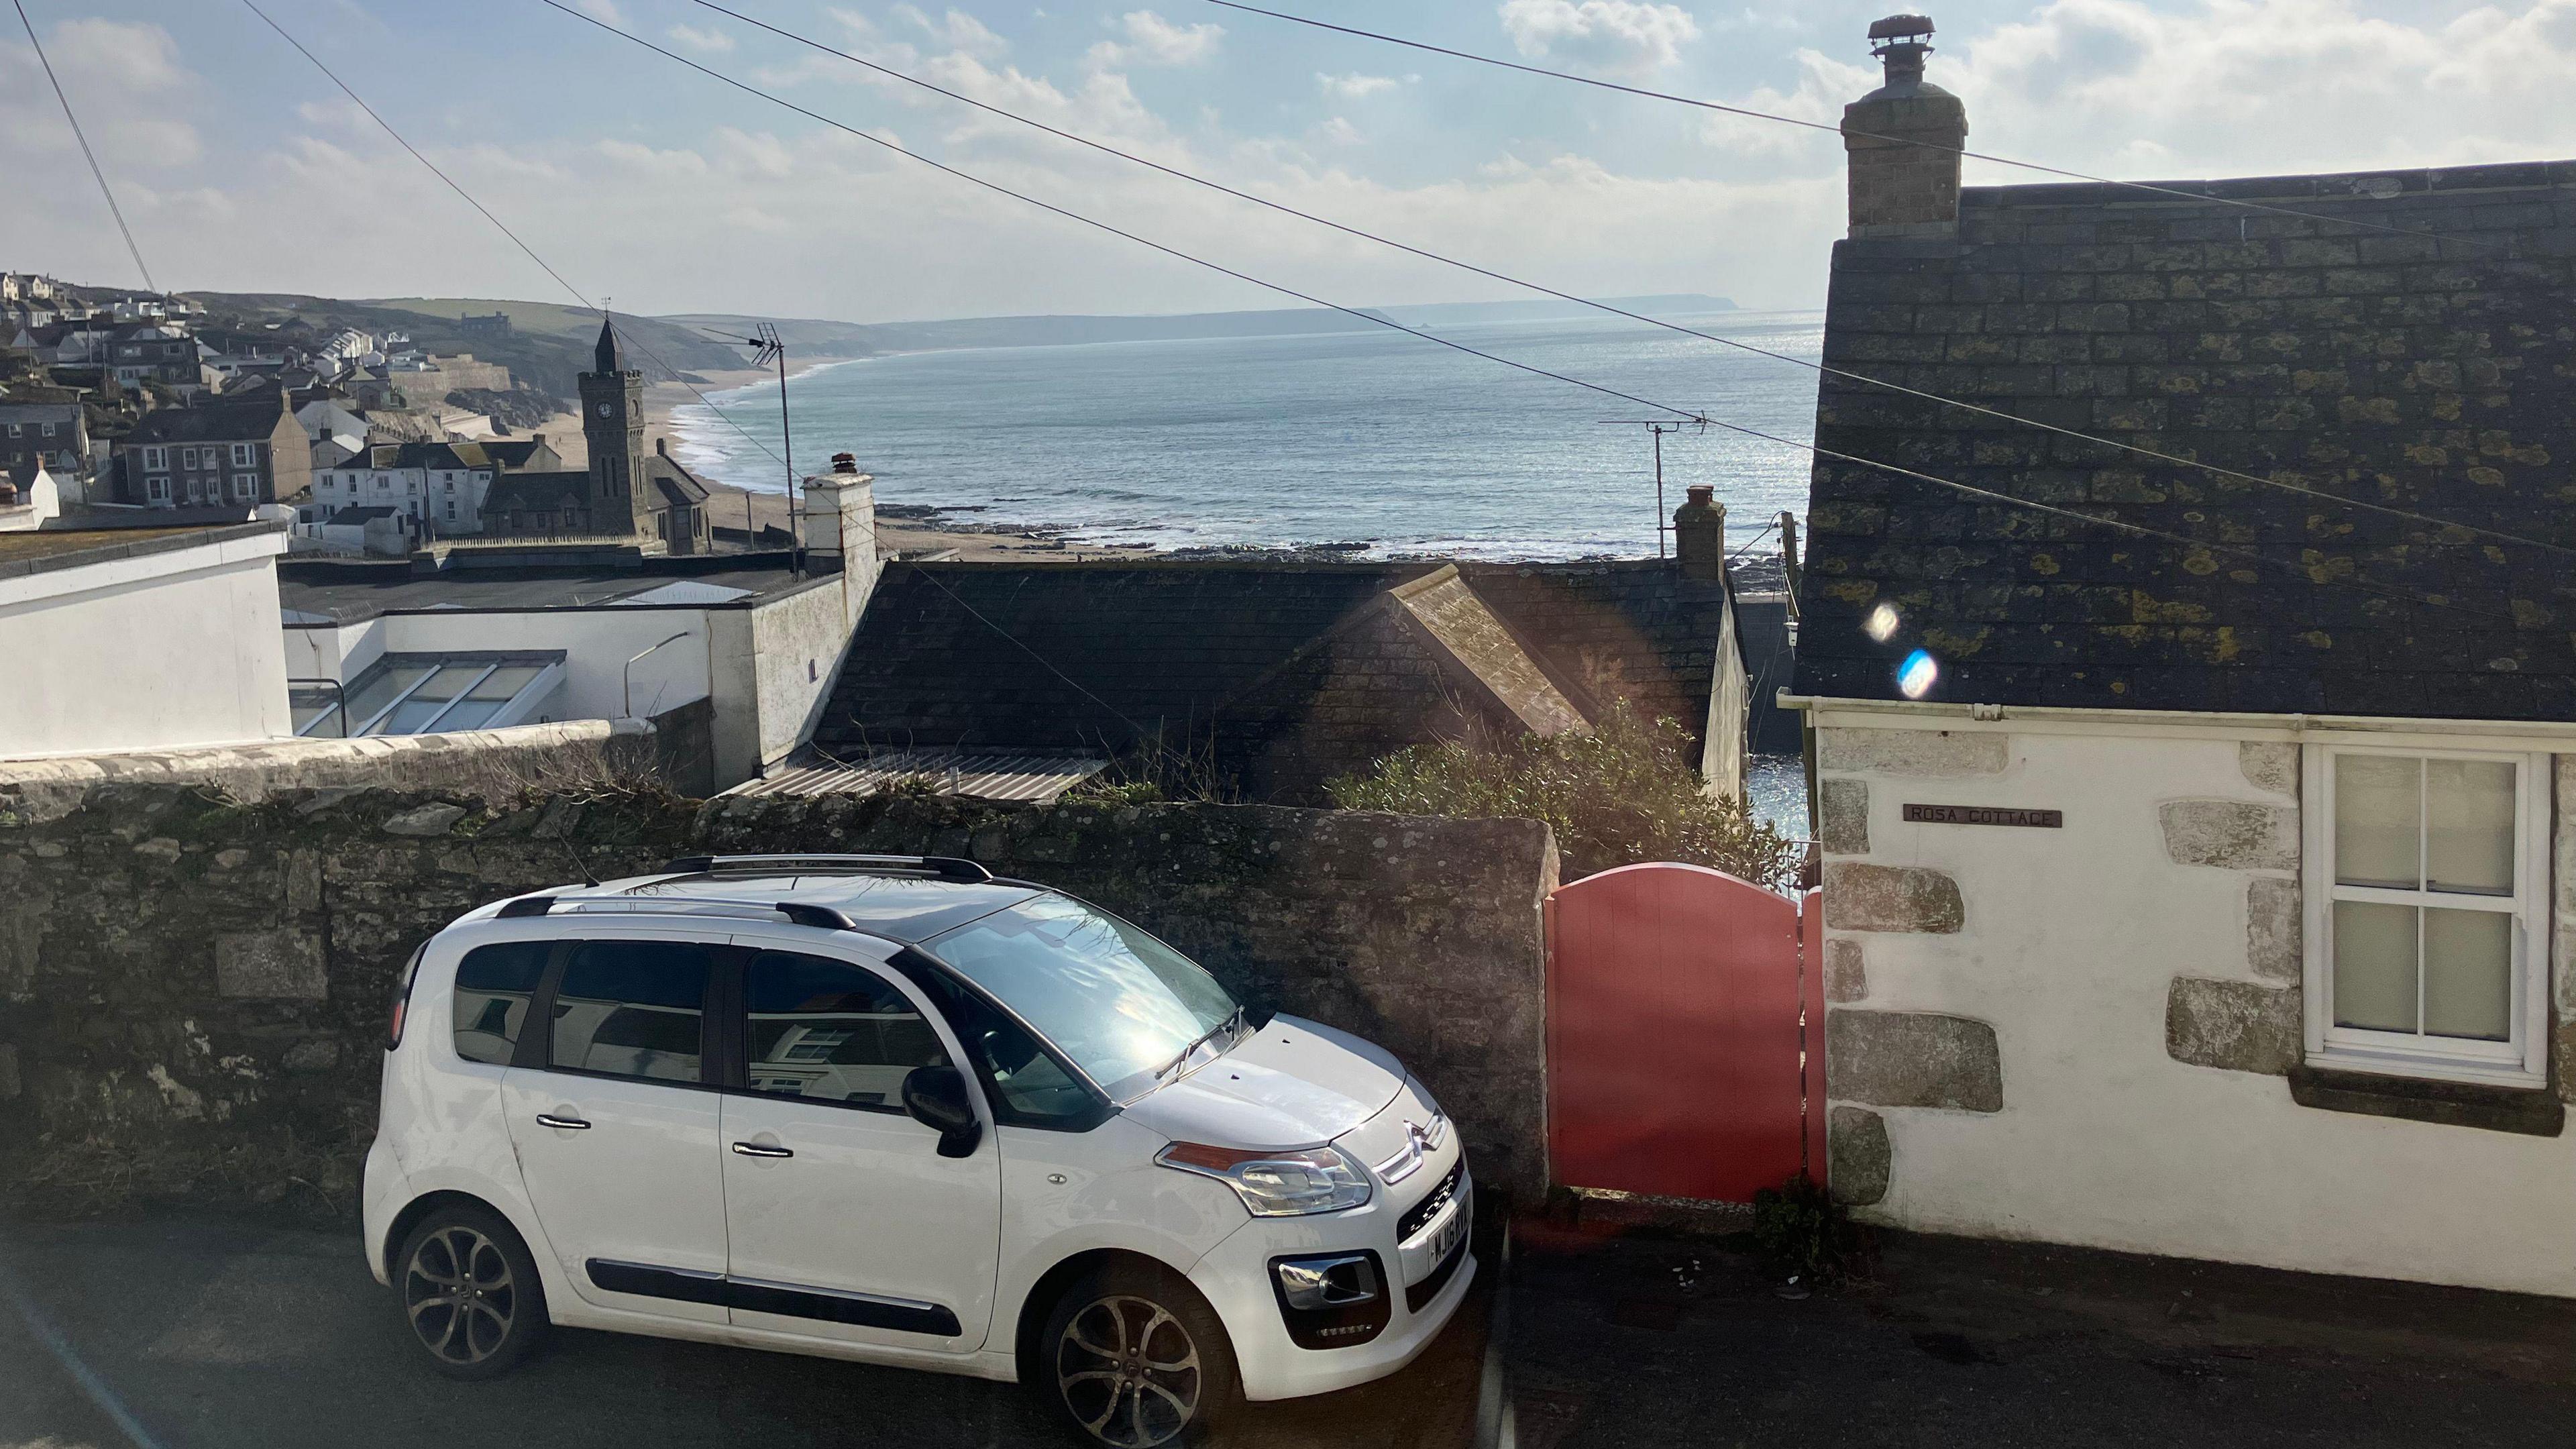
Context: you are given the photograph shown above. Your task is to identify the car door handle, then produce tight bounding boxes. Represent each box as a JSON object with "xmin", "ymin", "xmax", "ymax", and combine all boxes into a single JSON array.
[
  {"xmin": 535, "ymin": 1113, "xmax": 591, "ymax": 1130},
  {"xmin": 731, "ymin": 1140, "xmax": 794, "ymax": 1159}
]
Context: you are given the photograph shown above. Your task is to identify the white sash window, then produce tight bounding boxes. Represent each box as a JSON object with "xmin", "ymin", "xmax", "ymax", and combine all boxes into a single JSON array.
[{"xmin": 2304, "ymin": 745, "xmax": 2551, "ymax": 1087}]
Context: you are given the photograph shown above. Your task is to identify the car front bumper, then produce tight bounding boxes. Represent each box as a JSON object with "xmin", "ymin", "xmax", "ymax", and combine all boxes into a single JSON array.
[{"xmin": 1187, "ymin": 1167, "xmax": 1477, "ymax": 1401}]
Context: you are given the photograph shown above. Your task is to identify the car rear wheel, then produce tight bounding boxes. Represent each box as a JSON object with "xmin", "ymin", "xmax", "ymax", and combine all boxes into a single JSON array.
[
  {"xmin": 396, "ymin": 1204, "xmax": 549, "ymax": 1380},
  {"xmin": 1039, "ymin": 1263, "xmax": 1240, "ymax": 1448}
]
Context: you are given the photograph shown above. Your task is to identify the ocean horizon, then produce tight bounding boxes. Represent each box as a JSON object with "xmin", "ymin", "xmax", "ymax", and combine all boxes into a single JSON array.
[{"xmin": 668, "ymin": 307, "xmax": 1826, "ymax": 560}]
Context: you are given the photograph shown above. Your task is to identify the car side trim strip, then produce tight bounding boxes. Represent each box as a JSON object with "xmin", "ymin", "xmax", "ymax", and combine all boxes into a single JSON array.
[{"xmin": 584, "ymin": 1258, "xmax": 963, "ymax": 1337}]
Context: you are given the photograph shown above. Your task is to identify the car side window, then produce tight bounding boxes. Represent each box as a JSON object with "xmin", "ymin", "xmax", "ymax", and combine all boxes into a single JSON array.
[
  {"xmin": 453, "ymin": 940, "xmax": 551, "ymax": 1065},
  {"xmin": 549, "ymin": 939, "xmax": 714, "ymax": 1085},
  {"xmin": 743, "ymin": 950, "xmax": 951, "ymax": 1110},
  {"xmin": 904, "ymin": 961, "xmax": 1104, "ymax": 1130}
]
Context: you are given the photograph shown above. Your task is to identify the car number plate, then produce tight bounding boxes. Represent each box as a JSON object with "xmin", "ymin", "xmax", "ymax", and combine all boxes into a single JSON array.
[{"xmin": 1427, "ymin": 1204, "xmax": 1465, "ymax": 1265}]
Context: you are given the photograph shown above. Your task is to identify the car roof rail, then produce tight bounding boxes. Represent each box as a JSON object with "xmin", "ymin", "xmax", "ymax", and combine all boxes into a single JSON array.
[
  {"xmin": 659, "ymin": 853, "xmax": 994, "ymax": 883},
  {"xmin": 490, "ymin": 895, "xmax": 861, "ymax": 930}
]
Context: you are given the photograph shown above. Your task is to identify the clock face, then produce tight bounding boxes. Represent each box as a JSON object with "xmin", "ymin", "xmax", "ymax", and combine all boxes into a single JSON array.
[{"xmin": 596, "ymin": 402, "xmax": 613, "ymax": 417}]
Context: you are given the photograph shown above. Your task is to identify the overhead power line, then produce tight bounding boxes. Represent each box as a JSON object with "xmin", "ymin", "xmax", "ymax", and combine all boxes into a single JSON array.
[
  {"xmin": 235, "ymin": 0, "xmax": 790, "ymax": 476},
  {"xmin": 1203, "ymin": 1, "xmax": 2508, "ymax": 256},
  {"xmin": 692, "ymin": 0, "xmax": 2576, "ymax": 564},
  {"xmin": 15, "ymin": 0, "xmax": 156, "ymax": 291},
  {"xmin": 549, "ymin": 0, "xmax": 2509, "ymax": 627},
  {"xmin": 540, "ymin": 0, "xmax": 1697, "ymax": 423}
]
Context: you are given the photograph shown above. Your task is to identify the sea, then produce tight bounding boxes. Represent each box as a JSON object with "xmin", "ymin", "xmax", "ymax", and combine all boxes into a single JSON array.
[
  {"xmin": 667, "ymin": 307, "xmax": 1824, "ymax": 559},
  {"xmin": 668, "ymin": 306, "xmax": 1821, "ymax": 836}
]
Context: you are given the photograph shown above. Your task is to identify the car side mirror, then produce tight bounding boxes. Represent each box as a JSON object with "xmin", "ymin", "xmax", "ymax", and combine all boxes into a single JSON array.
[{"xmin": 902, "ymin": 1065, "xmax": 983, "ymax": 1159}]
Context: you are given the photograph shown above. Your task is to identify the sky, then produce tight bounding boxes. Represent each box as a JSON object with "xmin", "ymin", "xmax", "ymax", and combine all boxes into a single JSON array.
[{"xmin": 7, "ymin": 1, "xmax": 2576, "ymax": 323}]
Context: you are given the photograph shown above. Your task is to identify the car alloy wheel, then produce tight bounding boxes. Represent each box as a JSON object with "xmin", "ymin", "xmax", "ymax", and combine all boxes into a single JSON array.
[
  {"xmin": 1055, "ymin": 1293, "xmax": 1204, "ymax": 1448},
  {"xmin": 404, "ymin": 1224, "xmax": 519, "ymax": 1368}
]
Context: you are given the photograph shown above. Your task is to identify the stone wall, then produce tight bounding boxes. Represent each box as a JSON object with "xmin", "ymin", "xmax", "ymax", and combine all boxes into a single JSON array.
[{"xmin": 0, "ymin": 784, "xmax": 1555, "ymax": 1214}]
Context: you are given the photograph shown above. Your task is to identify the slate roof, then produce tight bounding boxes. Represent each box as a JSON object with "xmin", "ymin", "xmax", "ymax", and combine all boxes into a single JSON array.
[
  {"xmin": 1793, "ymin": 159, "xmax": 2576, "ymax": 720},
  {"xmin": 481, "ymin": 470, "xmax": 592, "ymax": 518},
  {"xmin": 126, "ymin": 398, "xmax": 291, "ymax": 445},
  {"xmin": 816, "ymin": 558, "xmax": 1749, "ymax": 791},
  {"xmin": 818, "ymin": 562, "xmax": 1423, "ymax": 755}
]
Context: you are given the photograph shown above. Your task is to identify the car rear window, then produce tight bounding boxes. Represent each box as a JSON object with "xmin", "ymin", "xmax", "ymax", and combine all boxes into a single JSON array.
[{"xmin": 452, "ymin": 941, "xmax": 551, "ymax": 1066}]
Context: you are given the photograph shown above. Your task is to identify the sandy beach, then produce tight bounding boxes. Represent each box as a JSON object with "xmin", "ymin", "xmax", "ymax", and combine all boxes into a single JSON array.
[{"xmin": 510, "ymin": 364, "xmax": 1134, "ymax": 562}]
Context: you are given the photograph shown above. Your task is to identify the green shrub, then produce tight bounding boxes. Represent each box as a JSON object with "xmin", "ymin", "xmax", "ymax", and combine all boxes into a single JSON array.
[
  {"xmin": 1752, "ymin": 1172, "xmax": 1845, "ymax": 1279},
  {"xmin": 1324, "ymin": 701, "xmax": 1801, "ymax": 885}
]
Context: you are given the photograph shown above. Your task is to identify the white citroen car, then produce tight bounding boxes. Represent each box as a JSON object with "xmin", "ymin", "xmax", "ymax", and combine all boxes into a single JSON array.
[{"xmin": 365, "ymin": 854, "xmax": 1472, "ymax": 1447}]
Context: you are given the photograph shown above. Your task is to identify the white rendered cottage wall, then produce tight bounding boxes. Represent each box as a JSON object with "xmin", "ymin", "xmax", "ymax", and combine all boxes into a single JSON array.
[
  {"xmin": 1, "ymin": 531, "xmax": 292, "ymax": 755},
  {"xmin": 1812, "ymin": 712, "xmax": 2576, "ymax": 1297}
]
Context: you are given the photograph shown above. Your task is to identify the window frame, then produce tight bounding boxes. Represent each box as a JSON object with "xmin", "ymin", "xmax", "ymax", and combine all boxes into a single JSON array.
[{"xmin": 2302, "ymin": 741, "xmax": 2553, "ymax": 1088}]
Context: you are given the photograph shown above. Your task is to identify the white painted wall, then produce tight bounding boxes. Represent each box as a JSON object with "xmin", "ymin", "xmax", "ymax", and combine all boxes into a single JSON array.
[
  {"xmin": 278, "ymin": 574, "xmax": 854, "ymax": 786},
  {"xmin": 1813, "ymin": 708, "xmax": 2576, "ymax": 1298},
  {"xmin": 1, "ymin": 529, "xmax": 292, "ymax": 755}
]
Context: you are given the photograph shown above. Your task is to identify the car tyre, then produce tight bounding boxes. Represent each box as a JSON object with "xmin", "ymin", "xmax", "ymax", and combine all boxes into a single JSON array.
[
  {"xmin": 1038, "ymin": 1262, "xmax": 1240, "ymax": 1448},
  {"xmin": 395, "ymin": 1203, "xmax": 550, "ymax": 1381}
]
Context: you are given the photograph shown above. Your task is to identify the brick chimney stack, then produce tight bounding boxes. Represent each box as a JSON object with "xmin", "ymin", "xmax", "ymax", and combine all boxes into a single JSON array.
[
  {"xmin": 1673, "ymin": 484, "xmax": 1726, "ymax": 581},
  {"xmin": 1843, "ymin": 15, "xmax": 1966, "ymax": 237}
]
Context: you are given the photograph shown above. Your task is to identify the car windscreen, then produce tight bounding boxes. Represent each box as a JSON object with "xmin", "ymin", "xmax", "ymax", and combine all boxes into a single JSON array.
[{"xmin": 925, "ymin": 894, "xmax": 1238, "ymax": 1102}]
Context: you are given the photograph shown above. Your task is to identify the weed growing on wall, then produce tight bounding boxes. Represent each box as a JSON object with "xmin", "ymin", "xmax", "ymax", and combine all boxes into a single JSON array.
[{"xmin": 1326, "ymin": 702, "xmax": 1801, "ymax": 885}]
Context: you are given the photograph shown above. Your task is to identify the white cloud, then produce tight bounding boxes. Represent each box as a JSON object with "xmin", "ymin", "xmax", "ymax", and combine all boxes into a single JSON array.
[
  {"xmin": 1919, "ymin": 0, "xmax": 2576, "ymax": 182},
  {"xmin": 666, "ymin": 23, "xmax": 736, "ymax": 54},
  {"xmin": 568, "ymin": 0, "xmax": 626, "ymax": 23},
  {"xmin": 1318, "ymin": 72, "xmax": 1399, "ymax": 99},
  {"xmin": 1317, "ymin": 115, "xmax": 1363, "ymax": 145},
  {"xmin": 1497, "ymin": 0, "xmax": 1699, "ymax": 76},
  {"xmin": 46, "ymin": 18, "xmax": 188, "ymax": 89},
  {"xmin": 1088, "ymin": 9, "xmax": 1223, "ymax": 69},
  {"xmin": 892, "ymin": 5, "xmax": 1008, "ymax": 58}
]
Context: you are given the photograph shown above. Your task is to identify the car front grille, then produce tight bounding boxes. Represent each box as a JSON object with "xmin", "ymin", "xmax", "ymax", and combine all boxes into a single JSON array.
[{"xmin": 1397, "ymin": 1159, "xmax": 1463, "ymax": 1244}]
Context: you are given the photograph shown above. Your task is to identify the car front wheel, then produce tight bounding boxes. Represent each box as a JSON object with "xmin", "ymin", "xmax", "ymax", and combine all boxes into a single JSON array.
[
  {"xmin": 1039, "ymin": 1263, "xmax": 1240, "ymax": 1448},
  {"xmin": 395, "ymin": 1204, "xmax": 549, "ymax": 1380}
]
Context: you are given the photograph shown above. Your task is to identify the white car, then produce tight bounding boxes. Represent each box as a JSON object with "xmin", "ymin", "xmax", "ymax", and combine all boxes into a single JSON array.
[{"xmin": 365, "ymin": 853, "xmax": 1474, "ymax": 1447}]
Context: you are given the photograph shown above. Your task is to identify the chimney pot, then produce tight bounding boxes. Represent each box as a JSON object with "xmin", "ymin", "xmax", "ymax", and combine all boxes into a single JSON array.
[
  {"xmin": 1673, "ymin": 485, "xmax": 1727, "ymax": 581},
  {"xmin": 831, "ymin": 451, "xmax": 858, "ymax": 474}
]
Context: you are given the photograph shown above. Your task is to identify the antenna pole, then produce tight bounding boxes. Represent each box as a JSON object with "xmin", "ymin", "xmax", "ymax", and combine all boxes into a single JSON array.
[
  {"xmin": 755, "ymin": 323, "xmax": 798, "ymax": 552},
  {"xmin": 1652, "ymin": 424, "xmax": 1666, "ymax": 559}
]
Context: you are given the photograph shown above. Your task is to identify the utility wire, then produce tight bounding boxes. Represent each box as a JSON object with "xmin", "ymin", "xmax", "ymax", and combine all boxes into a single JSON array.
[
  {"xmin": 1204, "ymin": 1, "xmax": 2508, "ymax": 256},
  {"xmin": 542, "ymin": 0, "xmax": 1701, "ymax": 424},
  {"xmin": 695, "ymin": 0, "xmax": 2576, "ymax": 564},
  {"xmin": 555, "ymin": 0, "xmax": 2510, "ymax": 627},
  {"xmin": 235, "ymin": 0, "xmax": 791, "ymax": 478},
  {"xmin": 15, "ymin": 0, "xmax": 156, "ymax": 292}
]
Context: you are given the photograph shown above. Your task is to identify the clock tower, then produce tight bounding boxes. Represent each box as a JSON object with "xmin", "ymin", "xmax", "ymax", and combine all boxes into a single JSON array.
[{"xmin": 578, "ymin": 315, "xmax": 649, "ymax": 536}]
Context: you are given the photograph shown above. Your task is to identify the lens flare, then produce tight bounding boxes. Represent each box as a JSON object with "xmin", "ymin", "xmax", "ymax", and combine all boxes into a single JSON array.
[
  {"xmin": 1898, "ymin": 649, "xmax": 1939, "ymax": 699},
  {"xmin": 1864, "ymin": 602, "xmax": 1901, "ymax": 642}
]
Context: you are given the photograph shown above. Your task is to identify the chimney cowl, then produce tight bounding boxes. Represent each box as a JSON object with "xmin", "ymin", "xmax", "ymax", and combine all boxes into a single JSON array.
[
  {"xmin": 1858, "ymin": 13, "xmax": 1946, "ymax": 101},
  {"xmin": 830, "ymin": 451, "xmax": 859, "ymax": 474}
]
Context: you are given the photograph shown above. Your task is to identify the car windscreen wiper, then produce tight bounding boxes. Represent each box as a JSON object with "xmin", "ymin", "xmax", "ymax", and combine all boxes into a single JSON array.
[{"xmin": 1154, "ymin": 1005, "xmax": 1246, "ymax": 1085}]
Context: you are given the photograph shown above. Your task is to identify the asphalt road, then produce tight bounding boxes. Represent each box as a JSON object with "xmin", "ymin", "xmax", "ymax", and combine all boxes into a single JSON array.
[
  {"xmin": 0, "ymin": 1213, "xmax": 1488, "ymax": 1449},
  {"xmin": 1503, "ymin": 1222, "xmax": 2576, "ymax": 1449}
]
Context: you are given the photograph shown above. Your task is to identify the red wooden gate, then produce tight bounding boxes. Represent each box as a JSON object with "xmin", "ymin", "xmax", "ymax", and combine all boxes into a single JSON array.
[{"xmin": 1545, "ymin": 864, "xmax": 1824, "ymax": 1203}]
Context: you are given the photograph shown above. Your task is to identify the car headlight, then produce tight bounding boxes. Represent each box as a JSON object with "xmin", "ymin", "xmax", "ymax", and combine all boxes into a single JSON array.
[{"xmin": 1156, "ymin": 1141, "xmax": 1373, "ymax": 1216}]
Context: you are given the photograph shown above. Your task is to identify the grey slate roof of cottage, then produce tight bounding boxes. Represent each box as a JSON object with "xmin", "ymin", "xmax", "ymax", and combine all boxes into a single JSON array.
[
  {"xmin": 1792, "ymin": 158, "xmax": 2576, "ymax": 720},
  {"xmin": 480, "ymin": 469, "xmax": 592, "ymax": 517},
  {"xmin": 816, "ymin": 558, "xmax": 1749, "ymax": 793},
  {"xmin": 124, "ymin": 398, "xmax": 291, "ymax": 445},
  {"xmin": 819, "ymin": 561, "xmax": 1423, "ymax": 756}
]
